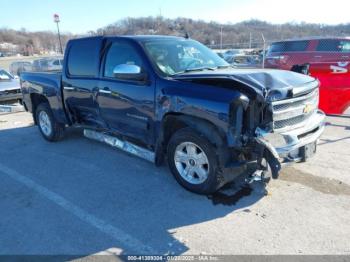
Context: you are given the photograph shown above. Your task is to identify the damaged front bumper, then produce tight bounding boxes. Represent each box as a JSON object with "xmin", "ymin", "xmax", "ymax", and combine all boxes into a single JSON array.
[{"xmin": 255, "ymin": 110, "xmax": 326, "ymax": 164}]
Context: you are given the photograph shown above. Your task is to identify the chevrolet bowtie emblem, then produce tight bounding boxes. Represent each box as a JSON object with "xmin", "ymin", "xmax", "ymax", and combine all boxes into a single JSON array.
[{"xmin": 303, "ymin": 104, "xmax": 313, "ymax": 114}]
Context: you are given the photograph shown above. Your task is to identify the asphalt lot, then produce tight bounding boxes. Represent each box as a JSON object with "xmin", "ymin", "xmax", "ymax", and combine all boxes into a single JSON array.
[{"xmin": 0, "ymin": 111, "xmax": 349, "ymax": 256}]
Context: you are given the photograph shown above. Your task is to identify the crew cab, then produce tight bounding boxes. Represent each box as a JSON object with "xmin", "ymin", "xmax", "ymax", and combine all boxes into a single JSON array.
[{"xmin": 20, "ymin": 36, "xmax": 325, "ymax": 194}]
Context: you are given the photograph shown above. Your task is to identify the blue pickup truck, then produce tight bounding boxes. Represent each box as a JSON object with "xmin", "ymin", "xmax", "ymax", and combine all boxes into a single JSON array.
[{"xmin": 20, "ymin": 35, "xmax": 325, "ymax": 194}]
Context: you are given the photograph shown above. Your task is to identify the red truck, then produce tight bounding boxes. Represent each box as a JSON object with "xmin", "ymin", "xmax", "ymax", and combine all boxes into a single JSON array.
[
  {"xmin": 309, "ymin": 61, "xmax": 350, "ymax": 115},
  {"xmin": 265, "ymin": 37, "xmax": 350, "ymax": 115}
]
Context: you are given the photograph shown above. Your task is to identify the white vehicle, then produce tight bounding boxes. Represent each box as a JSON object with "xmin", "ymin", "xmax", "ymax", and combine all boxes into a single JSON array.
[
  {"xmin": 223, "ymin": 49, "xmax": 243, "ymax": 61},
  {"xmin": 9, "ymin": 61, "xmax": 32, "ymax": 76}
]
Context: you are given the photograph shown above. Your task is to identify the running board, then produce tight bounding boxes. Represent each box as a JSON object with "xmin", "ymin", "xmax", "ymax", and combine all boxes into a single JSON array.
[{"xmin": 83, "ymin": 129, "xmax": 155, "ymax": 163}]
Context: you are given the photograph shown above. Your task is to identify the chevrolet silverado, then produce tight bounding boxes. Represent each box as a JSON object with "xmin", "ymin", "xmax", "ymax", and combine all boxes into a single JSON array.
[{"xmin": 20, "ymin": 36, "xmax": 325, "ymax": 194}]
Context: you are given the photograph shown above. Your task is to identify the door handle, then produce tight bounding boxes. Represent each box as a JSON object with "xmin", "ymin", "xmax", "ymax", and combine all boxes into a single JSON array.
[
  {"xmin": 342, "ymin": 56, "xmax": 349, "ymax": 59},
  {"xmin": 63, "ymin": 86, "xmax": 75, "ymax": 91},
  {"xmin": 99, "ymin": 88, "xmax": 112, "ymax": 94},
  {"xmin": 314, "ymin": 56, "xmax": 322, "ymax": 58}
]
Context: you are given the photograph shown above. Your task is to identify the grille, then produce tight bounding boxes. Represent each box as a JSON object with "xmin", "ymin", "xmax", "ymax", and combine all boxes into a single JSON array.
[
  {"xmin": 274, "ymin": 114, "xmax": 311, "ymax": 130},
  {"xmin": 272, "ymin": 88, "xmax": 319, "ymax": 131}
]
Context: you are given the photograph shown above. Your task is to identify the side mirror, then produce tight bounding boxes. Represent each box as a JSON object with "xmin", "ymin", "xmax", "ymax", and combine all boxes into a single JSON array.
[{"xmin": 113, "ymin": 64, "xmax": 147, "ymax": 81}]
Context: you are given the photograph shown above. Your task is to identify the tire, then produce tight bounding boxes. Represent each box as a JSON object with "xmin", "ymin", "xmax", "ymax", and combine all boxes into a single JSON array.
[
  {"xmin": 35, "ymin": 103, "xmax": 64, "ymax": 142},
  {"xmin": 167, "ymin": 127, "xmax": 223, "ymax": 195}
]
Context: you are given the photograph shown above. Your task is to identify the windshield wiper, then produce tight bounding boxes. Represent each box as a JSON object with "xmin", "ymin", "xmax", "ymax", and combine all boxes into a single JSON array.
[
  {"xmin": 184, "ymin": 67, "xmax": 217, "ymax": 72},
  {"xmin": 172, "ymin": 67, "xmax": 217, "ymax": 76},
  {"xmin": 171, "ymin": 65, "xmax": 232, "ymax": 76}
]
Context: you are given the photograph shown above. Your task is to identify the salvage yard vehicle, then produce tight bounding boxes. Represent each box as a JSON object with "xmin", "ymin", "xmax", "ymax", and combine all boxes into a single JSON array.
[
  {"xmin": 32, "ymin": 57, "xmax": 63, "ymax": 72},
  {"xmin": 0, "ymin": 69, "xmax": 22, "ymax": 103},
  {"xmin": 20, "ymin": 36, "xmax": 325, "ymax": 194},
  {"xmin": 265, "ymin": 37, "xmax": 350, "ymax": 71},
  {"xmin": 227, "ymin": 54, "xmax": 261, "ymax": 68},
  {"xmin": 9, "ymin": 61, "xmax": 33, "ymax": 76}
]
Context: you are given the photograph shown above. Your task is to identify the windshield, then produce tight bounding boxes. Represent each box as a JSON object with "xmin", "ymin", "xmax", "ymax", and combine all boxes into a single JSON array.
[
  {"xmin": 143, "ymin": 39, "xmax": 229, "ymax": 76},
  {"xmin": 0, "ymin": 70, "xmax": 13, "ymax": 80}
]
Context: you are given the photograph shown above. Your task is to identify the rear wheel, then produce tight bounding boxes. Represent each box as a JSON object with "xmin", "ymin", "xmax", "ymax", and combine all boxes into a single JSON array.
[
  {"xmin": 167, "ymin": 128, "xmax": 223, "ymax": 194},
  {"xmin": 36, "ymin": 103, "xmax": 64, "ymax": 142}
]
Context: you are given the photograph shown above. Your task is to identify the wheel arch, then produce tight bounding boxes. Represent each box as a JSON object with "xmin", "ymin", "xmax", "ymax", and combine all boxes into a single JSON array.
[
  {"xmin": 162, "ymin": 113, "xmax": 226, "ymax": 147},
  {"xmin": 30, "ymin": 93, "xmax": 49, "ymax": 125},
  {"xmin": 155, "ymin": 113, "xmax": 228, "ymax": 166}
]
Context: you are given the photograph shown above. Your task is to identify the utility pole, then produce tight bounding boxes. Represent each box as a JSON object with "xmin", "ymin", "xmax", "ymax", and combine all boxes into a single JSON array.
[
  {"xmin": 261, "ymin": 33, "xmax": 266, "ymax": 69},
  {"xmin": 220, "ymin": 26, "xmax": 223, "ymax": 50},
  {"xmin": 53, "ymin": 14, "xmax": 63, "ymax": 54},
  {"xmin": 249, "ymin": 32, "xmax": 252, "ymax": 49}
]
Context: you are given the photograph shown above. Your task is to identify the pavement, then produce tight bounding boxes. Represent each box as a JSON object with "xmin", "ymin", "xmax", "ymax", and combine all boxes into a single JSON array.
[{"xmin": 0, "ymin": 112, "xmax": 349, "ymax": 256}]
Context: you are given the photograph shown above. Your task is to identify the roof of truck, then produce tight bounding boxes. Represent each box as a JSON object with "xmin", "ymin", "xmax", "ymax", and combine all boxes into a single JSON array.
[
  {"xmin": 121, "ymin": 35, "xmax": 185, "ymax": 41},
  {"xmin": 70, "ymin": 35, "xmax": 187, "ymax": 43}
]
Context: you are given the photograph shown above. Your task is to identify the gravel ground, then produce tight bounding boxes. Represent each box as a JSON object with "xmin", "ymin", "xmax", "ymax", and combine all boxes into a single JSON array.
[{"xmin": 0, "ymin": 112, "xmax": 349, "ymax": 256}]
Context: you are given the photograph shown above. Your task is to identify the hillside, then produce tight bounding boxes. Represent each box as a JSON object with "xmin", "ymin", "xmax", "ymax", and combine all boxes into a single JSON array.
[
  {"xmin": 93, "ymin": 17, "xmax": 350, "ymax": 48},
  {"xmin": 1, "ymin": 17, "xmax": 350, "ymax": 54}
]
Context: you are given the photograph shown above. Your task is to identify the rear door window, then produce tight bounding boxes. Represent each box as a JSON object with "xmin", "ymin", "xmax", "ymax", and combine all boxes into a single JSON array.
[
  {"xmin": 269, "ymin": 41, "xmax": 309, "ymax": 53},
  {"xmin": 316, "ymin": 39, "xmax": 350, "ymax": 52},
  {"xmin": 316, "ymin": 40, "xmax": 342, "ymax": 52},
  {"xmin": 67, "ymin": 38, "xmax": 101, "ymax": 77}
]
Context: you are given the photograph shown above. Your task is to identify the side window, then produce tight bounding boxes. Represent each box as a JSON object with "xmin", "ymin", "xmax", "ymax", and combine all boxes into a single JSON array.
[
  {"xmin": 104, "ymin": 42, "xmax": 143, "ymax": 78},
  {"xmin": 67, "ymin": 38, "xmax": 101, "ymax": 77},
  {"xmin": 268, "ymin": 41, "xmax": 308, "ymax": 53},
  {"xmin": 316, "ymin": 40, "xmax": 341, "ymax": 52},
  {"xmin": 285, "ymin": 41, "xmax": 308, "ymax": 52},
  {"xmin": 53, "ymin": 60, "xmax": 60, "ymax": 66}
]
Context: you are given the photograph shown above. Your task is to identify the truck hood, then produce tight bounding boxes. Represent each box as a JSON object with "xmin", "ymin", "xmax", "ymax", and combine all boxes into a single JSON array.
[
  {"xmin": 173, "ymin": 68, "xmax": 317, "ymax": 99},
  {"xmin": 0, "ymin": 79, "xmax": 20, "ymax": 91}
]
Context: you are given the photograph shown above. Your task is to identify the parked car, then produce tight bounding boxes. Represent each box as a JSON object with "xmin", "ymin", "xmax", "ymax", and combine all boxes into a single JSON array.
[
  {"xmin": 20, "ymin": 36, "xmax": 325, "ymax": 194},
  {"xmin": 223, "ymin": 49, "xmax": 243, "ymax": 61},
  {"xmin": 32, "ymin": 57, "xmax": 63, "ymax": 72},
  {"xmin": 265, "ymin": 37, "xmax": 350, "ymax": 70},
  {"xmin": 227, "ymin": 55, "xmax": 261, "ymax": 68},
  {"xmin": 9, "ymin": 61, "xmax": 32, "ymax": 76},
  {"xmin": 0, "ymin": 69, "xmax": 22, "ymax": 103}
]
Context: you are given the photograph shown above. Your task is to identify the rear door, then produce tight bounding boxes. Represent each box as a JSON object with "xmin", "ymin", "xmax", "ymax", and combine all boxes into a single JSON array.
[
  {"xmin": 97, "ymin": 39, "xmax": 155, "ymax": 144},
  {"xmin": 62, "ymin": 37, "xmax": 103, "ymax": 127},
  {"xmin": 314, "ymin": 39, "xmax": 350, "ymax": 63}
]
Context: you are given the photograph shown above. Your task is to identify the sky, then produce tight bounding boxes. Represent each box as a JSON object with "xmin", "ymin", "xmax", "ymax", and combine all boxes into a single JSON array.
[{"xmin": 1, "ymin": 0, "xmax": 350, "ymax": 34}]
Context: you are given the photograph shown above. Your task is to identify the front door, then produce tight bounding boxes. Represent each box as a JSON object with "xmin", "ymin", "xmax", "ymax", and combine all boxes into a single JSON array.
[{"xmin": 97, "ymin": 40, "xmax": 155, "ymax": 145}]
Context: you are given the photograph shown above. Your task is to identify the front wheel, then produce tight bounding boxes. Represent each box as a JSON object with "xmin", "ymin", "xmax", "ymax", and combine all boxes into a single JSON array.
[
  {"xmin": 167, "ymin": 128, "xmax": 223, "ymax": 195},
  {"xmin": 36, "ymin": 103, "xmax": 64, "ymax": 142}
]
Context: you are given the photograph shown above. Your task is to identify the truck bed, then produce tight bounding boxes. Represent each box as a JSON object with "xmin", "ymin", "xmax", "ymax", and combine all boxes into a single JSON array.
[
  {"xmin": 21, "ymin": 71, "xmax": 62, "ymax": 89},
  {"xmin": 20, "ymin": 71, "xmax": 68, "ymax": 125}
]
